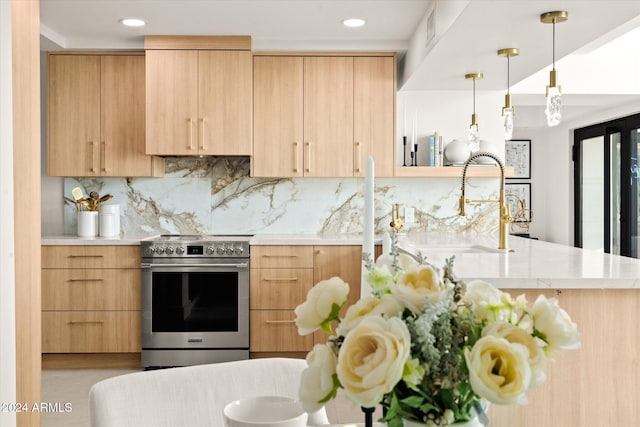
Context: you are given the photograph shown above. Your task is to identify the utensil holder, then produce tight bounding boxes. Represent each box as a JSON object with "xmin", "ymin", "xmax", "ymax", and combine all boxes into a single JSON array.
[{"xmin": 77, "ymin": 211, "xmax": 99, "ymax": 237}]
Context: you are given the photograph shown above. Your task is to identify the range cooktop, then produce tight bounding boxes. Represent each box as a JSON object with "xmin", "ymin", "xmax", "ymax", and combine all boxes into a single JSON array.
[{"xmin": 141, "ymin": 235, "xmax": 252, "ymax": 258}]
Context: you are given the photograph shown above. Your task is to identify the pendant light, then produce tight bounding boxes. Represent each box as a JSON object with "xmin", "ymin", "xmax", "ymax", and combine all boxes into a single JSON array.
[
  {"xmin": 497, "ymin": 48, "xmax": 519, "ymax": 140},
  {"xmin": 541, "ymin": 10, "xmax": 568, "ymax": 127},
  {"xmin": 465, "ymin": 72, "xmax": 483, "ymax": 149}
]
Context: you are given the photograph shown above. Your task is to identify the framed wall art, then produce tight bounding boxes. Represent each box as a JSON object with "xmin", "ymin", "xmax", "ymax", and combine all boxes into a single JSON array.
[
  {"xmin": 505, "ymin": 183, "xmax": 532, "ymax": 222},
  {"xmin": 505, "ymin": 139, "xmax": 531, "ymax": 179}
]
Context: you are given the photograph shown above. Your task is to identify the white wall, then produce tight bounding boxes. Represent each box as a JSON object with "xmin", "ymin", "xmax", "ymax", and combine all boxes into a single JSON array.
[
  {"xmin": 512, "ymin": 100, "xmax": 640, "ymax": 245},
  {"xmin": 0, "ymin": 0, "xmax": 17, "ymax": 425},
  {"xmin": 397, "ymin": 89, "xmax": 506, "ymax": 164}
]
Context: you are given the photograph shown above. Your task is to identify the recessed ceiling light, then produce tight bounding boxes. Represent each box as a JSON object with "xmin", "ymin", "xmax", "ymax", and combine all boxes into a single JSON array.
[
  {"xmin": 119, "ymin": 18, "xmax": 146, "ymax": 27},
  {"xmin": 342, "ymin": 18, "xmax": 366, "ymax": 28}
]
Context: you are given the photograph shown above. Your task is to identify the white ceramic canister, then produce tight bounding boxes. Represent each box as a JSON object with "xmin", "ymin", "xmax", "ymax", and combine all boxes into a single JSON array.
[
  {"xmin": 78, "ymin": 211, "xmax": 99, "ymax": 237},
  {"xmin": 99, "ymin": 204, "xmax": 120, "ymax": 237}
]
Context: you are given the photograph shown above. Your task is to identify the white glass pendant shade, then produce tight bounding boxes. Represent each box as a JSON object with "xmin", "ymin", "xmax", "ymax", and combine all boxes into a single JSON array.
[
  {"xmin": 468, "ymin": 124, "xmax": 480, "ymax": 152},
  {"xmin": 545, "ymin": 86, "xmax": 562, "ymax": 127},
  {"xmin": 503, "ymin": 107, "xmax": 514, "ymax": 140}
]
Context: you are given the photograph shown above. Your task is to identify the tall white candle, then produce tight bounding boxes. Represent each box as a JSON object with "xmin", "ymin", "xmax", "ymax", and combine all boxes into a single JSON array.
[
  {"xmin": 361, "ymin": 156, "xmax": 375, "ymax": 297},
  {"xmin": 403, "ymin": 104, "xmax": 406, "ymax": 136}
]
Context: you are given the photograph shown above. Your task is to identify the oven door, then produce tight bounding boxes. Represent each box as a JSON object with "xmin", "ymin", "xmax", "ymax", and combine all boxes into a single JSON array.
[{"xmin": 141, "ymin": 258, "xmax": 249, "ymax": 350}]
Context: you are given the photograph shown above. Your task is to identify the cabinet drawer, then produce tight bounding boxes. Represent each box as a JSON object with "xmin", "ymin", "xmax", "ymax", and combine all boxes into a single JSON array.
[
  {"xmin": 42, "ymin": 245, "xmax": 140, "ymax": 269},
  {"xmin": 250, "ymin": 310, "xmax": 312, "ymax": 352},
  {"xmin": 42, "ymin": 311, "xmax": 141, "ymax": 353},
  {"xmin": 42, "ymin": 269, "xmax": 141, "ymax": 310},
  {"xmin": 250, "ymin": 245, "xmax": 313, "ymax": 268},
  {"xmin": 250, "ymin": 268, "xmax": 312, "ymax": 309}
]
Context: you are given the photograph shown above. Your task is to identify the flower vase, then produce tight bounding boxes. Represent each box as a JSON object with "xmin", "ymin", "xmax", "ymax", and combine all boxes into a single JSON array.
[{"xmin": 403, "ymin": 417, "xmax": 483, "ymax": 427}]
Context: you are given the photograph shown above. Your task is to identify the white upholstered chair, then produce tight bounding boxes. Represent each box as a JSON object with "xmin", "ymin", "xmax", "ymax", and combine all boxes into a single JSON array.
[{"xmin": 89, "ymin": 357, "xmax": 329, "ymax": 427}]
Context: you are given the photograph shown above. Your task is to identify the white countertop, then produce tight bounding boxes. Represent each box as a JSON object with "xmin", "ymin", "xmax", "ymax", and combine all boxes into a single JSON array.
[
  {"xmin": 41, "ymin": 234, "xmax": 155, "ymax": 245},
  {"xmin": 41, "ymin": 233, "xmax": 378, "ymax": 246},
  {"xmin": 397, "ymin": 233, "xmax": 640, "ymax": 289},
  {"xmin": 249, "ymin": 233, "xmax": 381, "ymax": 246}
]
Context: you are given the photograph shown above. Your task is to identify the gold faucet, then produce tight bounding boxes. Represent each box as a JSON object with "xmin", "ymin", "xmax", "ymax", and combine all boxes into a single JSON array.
[
  {"xmin": 459, "ymin": 151, "xmax": 512, "ymax": 250},
  {"xmin": 389, "ymin": 203, "xmax": 404, "ymax": 231}
]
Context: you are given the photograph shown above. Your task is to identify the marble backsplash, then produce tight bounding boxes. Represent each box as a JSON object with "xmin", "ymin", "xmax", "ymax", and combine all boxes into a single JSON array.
[{"xmin": 63, "ymin": 157, "xmax": 500, "ymax": 236}]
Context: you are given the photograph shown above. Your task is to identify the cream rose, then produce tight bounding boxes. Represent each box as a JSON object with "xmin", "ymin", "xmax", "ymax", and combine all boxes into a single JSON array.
[
  {"xmin": 336, "ymin": 316, "xmax": 411, "ymax": 407},
  {"xmin": 531, "ymin": 295, "xmax": 580, "ymax": 353},
  {"xmin": 295, "ymin": 277, "xmax": 350, "ymax": 335},
  {"xmin": 299, "ymin": 344, "xmax": 338, "ymax": 413},
  {"xmin": 465, "ymin": 335, "xmax": 531, "ymax": 405},
  {"xmin": 391, "ymin": 265, "xmax": 449, "ymax": 314},
  {"xmin": 463, "ymin": 280, "xmax": 515, "ymax": 323},
  {"xmin": 336, "ymin": 293, "xmax": 403, "ymax": 336},
  {"xmin": 482, "ymin": 321, "xmax": 546, "ymax": 387},
  {"xmin": 374, "ymin": 253, "xmax": 419, "ymax": 275}
]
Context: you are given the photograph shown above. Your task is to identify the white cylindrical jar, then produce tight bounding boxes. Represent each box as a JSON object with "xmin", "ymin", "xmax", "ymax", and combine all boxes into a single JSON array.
[{"xmin": 99, "ymin": 204, "xmax": 120, "ymax": 237}]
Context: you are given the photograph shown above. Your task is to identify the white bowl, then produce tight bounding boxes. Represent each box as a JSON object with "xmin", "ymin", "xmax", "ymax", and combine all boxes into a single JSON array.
[{"xmin": 223, "ymin": 395, "xmax": 308, "ymax": 427}]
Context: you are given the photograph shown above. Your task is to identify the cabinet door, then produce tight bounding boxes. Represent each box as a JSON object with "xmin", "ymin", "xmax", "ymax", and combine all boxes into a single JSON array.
[
  {"xmin": 253, "ymin": 56, "xmax": 304, "ymax": 177},
  {"xmin": 47, "ymin": 55, "xmax": 100, "ymax": 176},
  {"xmin": 354, "ymin": 56, "xmax": 395, "ymax": 177},
  {"xmin": 145, "ymin": 50, "xmax": 198, "ymax": 155},
  {"xmin": 199, "ymin": 50, "xmax": 252, "ymax": 155},
  {"xmin": 313, "ymin": 245, "xmax": 363, "ymax": 344},
  {"xmin": 303, "ymin": 57, "xmax": 354, "ymax": 177},
  {"xmin": 101, "ymin": 55, "xmax": 152, "ymax": 176}
]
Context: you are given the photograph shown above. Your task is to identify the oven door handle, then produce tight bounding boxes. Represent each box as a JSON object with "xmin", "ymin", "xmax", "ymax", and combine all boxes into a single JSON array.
[{"xmin": 141, "ymin": 262, "xmax": 249, "ymax": 269}]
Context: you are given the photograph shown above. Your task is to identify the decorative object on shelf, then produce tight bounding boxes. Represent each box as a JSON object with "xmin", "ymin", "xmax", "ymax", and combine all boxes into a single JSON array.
[
  {"xmin": 465, "ymin": 72, "xmax": 483, "ymax": 152},
  {"xmin": 413, "ymin": 142, "xmax": 419, "ymax": 166},
  {"xmin": 443, "ymin": 139, "xmax": 471, "ymax": 165},
  {"xmin": 474, "ymin": 141, "xmax": 498, "ymax": 164},
  {"xmin": 505, "ymin": 139, "xmax": 531, "ymax": 179},
  {"xmin": 403, "ymin": 136, "xmax": 408, "ymax": 166},
  {"xmin": 295, "ymin": 233, "xmax": 580, "ymax": 427},
  {"xmin": 497, "ymin": 48, "xmax": 520, "ymax": 140},
  {"xmin": 540, "ymin": 10, "xmax": 568, "ymax": 127},
  {"xmin": 506, "ymin": 183, "xmax": 532, "ymax": 223}
]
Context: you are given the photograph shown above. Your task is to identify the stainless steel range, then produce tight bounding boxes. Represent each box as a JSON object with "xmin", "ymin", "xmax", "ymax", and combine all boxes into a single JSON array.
[{"xmin": 141, "ymin": 235, "xmax": 250, "ymax": 368}]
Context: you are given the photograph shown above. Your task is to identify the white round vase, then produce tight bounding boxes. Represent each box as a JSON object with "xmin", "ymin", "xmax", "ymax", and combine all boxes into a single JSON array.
[{"xmin": 444, "ymin": 139, "xmax": 471, "ymax": 164}]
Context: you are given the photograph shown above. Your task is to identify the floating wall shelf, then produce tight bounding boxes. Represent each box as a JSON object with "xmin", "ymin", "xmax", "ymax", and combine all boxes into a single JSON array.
[{"xmin": 394, "ymin": 166, "xmax": 514, "ymax": 178}]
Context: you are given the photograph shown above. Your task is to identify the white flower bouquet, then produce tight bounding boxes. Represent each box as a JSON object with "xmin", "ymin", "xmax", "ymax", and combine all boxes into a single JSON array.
[{"xmin": 295, "ymin": 239, "xmax": 580, "ymax": 427}]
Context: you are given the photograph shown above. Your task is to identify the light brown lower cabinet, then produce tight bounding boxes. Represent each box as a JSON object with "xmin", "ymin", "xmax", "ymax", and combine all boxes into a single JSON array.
[
  {"xmin": 249, "ymin": 244, "xmax": 379, "ymax": 358},
  {"xmin": 41, "ymin": 245, "xmax": 142, "ymax": 368},
  {"xmin": 42, "ymin": 311, "xmax": 140, "ymax": 353}
]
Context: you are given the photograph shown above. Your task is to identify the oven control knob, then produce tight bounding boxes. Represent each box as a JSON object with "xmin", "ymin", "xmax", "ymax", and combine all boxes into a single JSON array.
[
  {"xmin": 216, "ymin": 246, "xmax": 225, "ymax": 255},
  {"xmin": 234, "ymin": 246, "xmax": 244, "ymax": 255},
  {"xmin": 225, "ymin": 246, "xmax": 234, "ymax": 255},
  {"xmin": 156, "ymin": 247, "xmax": 165, "ymax": 255},
  {"xmin": 175, "ymin": 246, "xmax": 185, "ymax": 255},
  {"xmin": 206, "ymin": 246, "xmax": 215, "ymax": 255},
  {"xmin": 146, "ymin": 246, "xmax": 156, "ymax": 255},
  {"xmin": 165, "ymin": 247, "xmax": 174, "ymax": 255}
]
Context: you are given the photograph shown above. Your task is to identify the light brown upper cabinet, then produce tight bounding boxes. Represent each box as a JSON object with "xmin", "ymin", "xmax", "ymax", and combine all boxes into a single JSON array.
[
  {"xmin": 145, "ymin": 36, "xmax": 252, "ymax": 156},
  {"xmin": 47, "ymin": 53, "xmax": 164, "ymax": 177},
  {"xmin": 252, "ymin": 54, "xmax": 395, "ymax": 178}
]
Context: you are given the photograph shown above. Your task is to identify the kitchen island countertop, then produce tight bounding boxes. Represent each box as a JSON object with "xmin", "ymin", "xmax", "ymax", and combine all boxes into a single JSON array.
[{"xmin": 397, "ymin": 233, "xmax": 640, "ymax": 289}]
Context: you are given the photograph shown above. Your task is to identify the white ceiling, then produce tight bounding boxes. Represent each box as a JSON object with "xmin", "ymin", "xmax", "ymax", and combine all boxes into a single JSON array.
[{"xmin": 40, "ymin": 0, "xmax": 640, "ymax": 129}]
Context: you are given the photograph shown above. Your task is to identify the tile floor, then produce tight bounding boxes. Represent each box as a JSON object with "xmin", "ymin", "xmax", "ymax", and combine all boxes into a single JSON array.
[{"xmin": 41, "ymin": 368, "xmax": 381, "ymax": 426}]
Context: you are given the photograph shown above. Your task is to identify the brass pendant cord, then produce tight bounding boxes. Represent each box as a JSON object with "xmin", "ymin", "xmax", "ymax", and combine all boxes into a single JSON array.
[
  {"xmin": 506, "ymin": 55, "xmax": 511, "ymax": 96},
  {"xmin": 552, "ymin": 20, "xmax": 556, "ymax": 70},
  {"xmin": 472, "ymin": 77, "xmax": 476, "ymax": 115}
]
